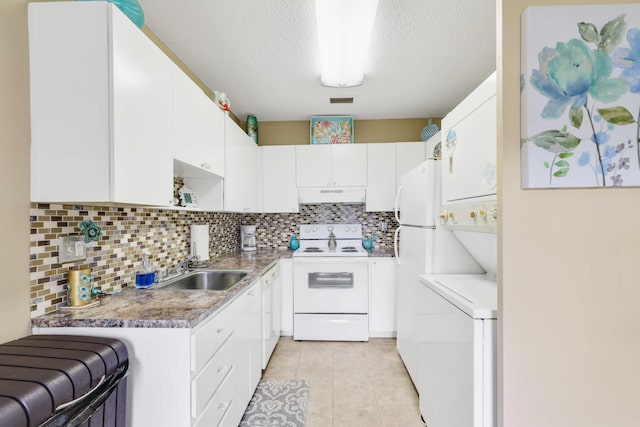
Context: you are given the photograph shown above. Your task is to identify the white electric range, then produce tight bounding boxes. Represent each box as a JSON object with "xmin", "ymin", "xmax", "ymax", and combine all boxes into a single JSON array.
[{"xmin": 292, "ymin": 224, "xmax": 369, "ymax": 341}]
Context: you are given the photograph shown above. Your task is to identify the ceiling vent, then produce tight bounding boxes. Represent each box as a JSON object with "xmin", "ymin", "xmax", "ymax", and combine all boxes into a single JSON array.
[{"xmin": 329, "ymin": 97, "xmax": 354, "ymax": 104}]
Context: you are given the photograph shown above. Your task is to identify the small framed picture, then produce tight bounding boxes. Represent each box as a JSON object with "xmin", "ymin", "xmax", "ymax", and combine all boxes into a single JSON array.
[
  {"xmin": 310, "ymin": 116, "xmax": 354, "ymax": 144},
  {"xmin": 178, "ymin": 185, "xmax": 198, "ymax": 208}
]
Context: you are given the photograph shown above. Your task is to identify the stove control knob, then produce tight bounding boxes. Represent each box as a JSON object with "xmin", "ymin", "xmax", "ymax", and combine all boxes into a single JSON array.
[
  {"xmin": 311, "ymin": 225, "xmax": 317, "ymax": 232},
  {"xmin": 327, "ymin": 225, "xmax": 334, "ymax": 232},
  {"xmin": 439, "ymin": 210, "xmax": 448, "ymax": 221}
]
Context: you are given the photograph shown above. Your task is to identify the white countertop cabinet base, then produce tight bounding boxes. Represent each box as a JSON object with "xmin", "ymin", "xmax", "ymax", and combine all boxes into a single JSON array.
[
  {"xmin": 33, "ymin": 280, "xmax": 265, "ymax": 427},
  {"xmin": 368, "ymin": 258, "xmax": 398, "ymax": 337}
]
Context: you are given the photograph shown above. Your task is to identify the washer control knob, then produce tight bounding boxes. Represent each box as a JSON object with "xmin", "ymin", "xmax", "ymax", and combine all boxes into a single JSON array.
[
  {"xmin": 478, "ymin": 209, "xmax": 487, "ymax": 218},
  {"xmin": 448, "ymin": 211, "xmax": 455, "ymax": 220},
  {"xmin": 492, "ymin": 209, "xmax": 498, "ymax": 219},
  {"xmin": 439, "ymin": 210, "xmax": 448, "ymax": 221},
  {"xmin": 469, "ymin": 211, "xmax": 477, "ymax": 219}
]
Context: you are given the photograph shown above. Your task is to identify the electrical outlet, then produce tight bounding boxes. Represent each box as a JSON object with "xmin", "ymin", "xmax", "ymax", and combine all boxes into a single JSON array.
[
  {"xmin": 380, "ymin": 222, "xmax": 388, "ymax": 233},
  {"xmin": 60, "ymin": 235, "xmax": 86, "ymax": 263}
]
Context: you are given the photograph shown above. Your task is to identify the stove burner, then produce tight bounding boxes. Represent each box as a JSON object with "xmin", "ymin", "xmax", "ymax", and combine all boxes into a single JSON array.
[
  {"xmin": 341, "ymin": 248, "xmax": 359, "ymax": 252},
  {"xmin": 303, "ymin": 247, "xmax": 323, "ymax": 253}
]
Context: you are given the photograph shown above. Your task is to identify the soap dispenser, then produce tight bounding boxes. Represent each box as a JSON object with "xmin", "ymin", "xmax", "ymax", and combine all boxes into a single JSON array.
[{"xmin": 289, "ymin": 235, "xmax": 299, "ymax": 251}]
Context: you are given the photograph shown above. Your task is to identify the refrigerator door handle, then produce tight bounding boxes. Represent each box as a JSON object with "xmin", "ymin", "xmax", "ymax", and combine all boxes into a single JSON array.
[
  {"xmin": 394, "ymin": 226, "xmax": 401, "ymax": 265},
  {"xmin": 394, "ymin": 185, "xmax": 403, "ymax": 224}
]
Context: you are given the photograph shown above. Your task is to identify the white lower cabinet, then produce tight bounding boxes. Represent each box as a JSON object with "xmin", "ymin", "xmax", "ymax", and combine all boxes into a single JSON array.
[
  {"xmin": 369, "ymin": 257, "xmax": 398, "ymax": 337},
  {"xmin": 236, "ymin": 280, "xmax": 263, "ymax": 413},
  {"xmin": 279, "ymin": 259, "xmax": 294, "ymax": 336},
  {"xmin": 32, "ymin": 281, "xmax": 263, "ymax": 427}
]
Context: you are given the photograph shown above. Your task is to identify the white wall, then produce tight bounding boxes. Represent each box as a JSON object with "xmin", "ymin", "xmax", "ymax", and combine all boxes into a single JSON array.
[
  {"xmin": 0, "ymin": 0, "xmax": 31, "ymax": 342},
  {"xmin": 499, "ymin": 0, "xmax": 640, "ymax": 426}
]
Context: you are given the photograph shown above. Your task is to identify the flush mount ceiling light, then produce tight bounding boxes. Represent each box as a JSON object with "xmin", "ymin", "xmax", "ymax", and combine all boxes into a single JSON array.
[{"xmin": 315, "ymin": 0, "xmax": 378, "ymax": 88}]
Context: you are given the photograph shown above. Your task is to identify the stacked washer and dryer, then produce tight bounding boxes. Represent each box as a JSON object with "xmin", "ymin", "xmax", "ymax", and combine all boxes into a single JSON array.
[
  {"xmin": 420, "ymin": 73, "xmax": 498, "ymax": 427},
  {"xmin": 395, "ymin": 73, "xmax": 498, "ymax": 427}
]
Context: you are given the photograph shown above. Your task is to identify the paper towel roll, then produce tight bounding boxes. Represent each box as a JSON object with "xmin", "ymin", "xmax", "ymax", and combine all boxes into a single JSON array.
[{"xmin": 190, "ymin": 224, "xmax": 209, "ymax": 261}]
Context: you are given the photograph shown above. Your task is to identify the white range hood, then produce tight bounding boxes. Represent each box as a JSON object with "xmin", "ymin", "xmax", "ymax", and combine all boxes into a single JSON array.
[{"xmin": 298, "ymin": 187, "xmax": 366, "ymax": 204}]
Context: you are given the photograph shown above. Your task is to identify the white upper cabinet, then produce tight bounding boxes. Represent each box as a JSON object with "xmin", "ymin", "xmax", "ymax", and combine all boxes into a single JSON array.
[
  {"xmin": 331, "ymin": 144, "xmax": 368, "ymax": 186},
  {"xmin": 29, "ymin": 2, "xmax": 173, "ymax": 206},
  {"xmin": 395, "ymin": 141, "xmax": 426, "ymax": 185},
  {"xmin": 366, "ymin": 143, "xmax": 397, "ymax": 212},
  {"xmin": 366, "ymin": 141, "xmax": 425, "ymax": 212},
  {"xmin": 224, "ymin": 116, "xmax": 259, "ymax": 212},
  {"xmin": 296, "ymin": 144, "xmax": 367, "ymax": 187},
  {"xmin": 172, "ymin": 64, "xmax": 225, "ymax": 177},
  {"xmin": 261, "ymin": 146, "xmax": 299, "ymax": 213},
  {"xmin": 295, "ymin": 145, "xmax": 332, "ymax": 187}
]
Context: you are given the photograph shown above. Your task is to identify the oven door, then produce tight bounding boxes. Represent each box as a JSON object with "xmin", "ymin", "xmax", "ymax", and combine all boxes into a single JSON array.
[{"xmin": 293, "ymin": 258, "xmax": 368, "ymax": 313}]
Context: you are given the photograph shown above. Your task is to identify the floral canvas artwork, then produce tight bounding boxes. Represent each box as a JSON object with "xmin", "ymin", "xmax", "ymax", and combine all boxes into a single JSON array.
[
  {"xmin": 521, "ymin": 5, "xmax": 640, "ymax": 188},
  {"xmin": 310, "ymin": 116, "xmax": 353, "ymax": 144}
]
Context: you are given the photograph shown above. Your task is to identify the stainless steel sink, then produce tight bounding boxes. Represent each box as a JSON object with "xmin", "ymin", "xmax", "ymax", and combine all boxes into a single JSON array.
[{"xmin": 155, "ymin": 270, "xmax": 249, "ymax": 291}]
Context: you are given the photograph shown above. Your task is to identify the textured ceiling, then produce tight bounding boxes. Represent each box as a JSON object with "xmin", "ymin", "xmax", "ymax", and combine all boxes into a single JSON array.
[{"xmin": 136, "ymin": 0, "xmax": 496, "ymax": 122}]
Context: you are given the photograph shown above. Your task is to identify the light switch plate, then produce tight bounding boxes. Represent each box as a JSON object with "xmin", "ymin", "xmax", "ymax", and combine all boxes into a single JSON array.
[{"xmin": 60, "ymin": 235, "xmax": 86, "ymax": 263}]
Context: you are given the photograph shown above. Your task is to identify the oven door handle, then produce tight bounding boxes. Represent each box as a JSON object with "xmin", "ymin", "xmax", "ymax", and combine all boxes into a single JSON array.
[{"xmin": 309, "ymin": 282, "xmax": 353, "ymax": 289}]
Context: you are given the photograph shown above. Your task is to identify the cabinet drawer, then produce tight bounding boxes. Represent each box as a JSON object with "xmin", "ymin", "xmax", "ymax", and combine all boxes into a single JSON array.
[
  {"xmin": 191, "ymin": 305, "xmax": 235, "ymax": 373},
  {"xmin": 192, "ymin": 332, "xmax": 236, "ymax": 418},
  {"xmin": 193, "ymin": 367, "xmax": 236, "ymax": 427}
]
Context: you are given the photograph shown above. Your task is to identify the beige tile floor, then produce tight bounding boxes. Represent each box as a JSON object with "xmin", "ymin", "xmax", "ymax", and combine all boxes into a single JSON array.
[{"xmin": 262, "ymin": 337, "xmax": 425, "ymax": 427}]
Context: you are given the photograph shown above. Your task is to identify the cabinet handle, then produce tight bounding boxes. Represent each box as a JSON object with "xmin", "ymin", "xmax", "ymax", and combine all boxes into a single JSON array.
[
  {"xmin": 248, "ymin": 290, "xmax": 255, "ymax": 296},
  {"xmin": 217, "ymin": 328, "xmax": 225, "ymax": 334},
  {"xmin": 217, "ymin": 365, "xmax": 229, "ymax": 373},
  {"xmin": 218, "ymin": 402, "xmax": 229, "ymax": 410}
]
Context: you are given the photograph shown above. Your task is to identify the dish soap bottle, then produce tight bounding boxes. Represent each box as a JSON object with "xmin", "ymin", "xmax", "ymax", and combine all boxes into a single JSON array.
[{"xmin": 289, "ymin": 235, "xmax": 299, "ymax": 251}]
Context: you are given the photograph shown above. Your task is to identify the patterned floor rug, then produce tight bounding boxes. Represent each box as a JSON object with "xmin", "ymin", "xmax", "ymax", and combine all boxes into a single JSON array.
[{"xmin": 240, "ymin": 379, "xmax": 309, "ymax": 427}]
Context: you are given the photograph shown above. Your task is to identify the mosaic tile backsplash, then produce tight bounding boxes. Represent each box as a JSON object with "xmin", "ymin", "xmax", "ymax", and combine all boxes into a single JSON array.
[
  {"xmin": 242, "ymin": 204, "xmax": 399, "ymax": 250},
  {"xmin": 30, "ymin": 203, "xmax": 242, "ymax": 317},
  {"xmin": 29, "ymin": 202, "xmax": 397, "ymax": 316}
]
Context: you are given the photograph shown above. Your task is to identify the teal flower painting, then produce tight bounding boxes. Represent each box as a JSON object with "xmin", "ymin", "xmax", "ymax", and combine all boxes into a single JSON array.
[{"xmin": 521, "ymin": 5, "xmax": 640, "ymax": 188}]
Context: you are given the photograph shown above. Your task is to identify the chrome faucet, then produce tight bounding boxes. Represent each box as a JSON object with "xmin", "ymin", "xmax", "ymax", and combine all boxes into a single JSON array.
[{"xmin": 165, "ymin": 255, "xmax": 199, "ymax": 278}]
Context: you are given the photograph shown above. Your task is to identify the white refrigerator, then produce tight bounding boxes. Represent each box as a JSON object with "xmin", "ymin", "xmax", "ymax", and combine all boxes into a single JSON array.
[{"xmin": 394, "ymin": 159, "xmax": 483, "ymax": 385}]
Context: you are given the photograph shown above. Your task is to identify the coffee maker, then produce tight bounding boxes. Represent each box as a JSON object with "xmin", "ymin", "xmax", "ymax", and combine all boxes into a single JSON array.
[{"xmin": 240, "ymin": 225, "xmax": 257, "ymax": 252}]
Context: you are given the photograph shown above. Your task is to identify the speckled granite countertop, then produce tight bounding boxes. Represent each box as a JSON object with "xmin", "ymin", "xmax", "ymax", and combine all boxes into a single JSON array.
[
  {"xmin": 31, "ymin": 248, "xmax": 393, "ymax": 330},
  {"xmin": 366, "ymin": 247, "xmax": 395, "ymax": 257},
  {"xmin": 31, "ymin": 250, "xmax": 292, "ymax": 329}
]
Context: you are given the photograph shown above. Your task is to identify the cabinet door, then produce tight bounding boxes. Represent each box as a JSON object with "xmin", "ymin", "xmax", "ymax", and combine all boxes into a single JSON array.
[
  {"xmin": 29, "ymin": 2, "xmax": 111, "ymax": 202},
  {"xmin": 366, "ymin": 143, "xmax": 396, "ymax": 212},
  {"xmin": 331, "ymin": 144, "xmax": 368, "ymax": 186},
  {"xmin": 224, "ymin": 116, "xmax": 258, "ymax": 212},
  {"xmin": 236, "ymin": 281, "xmax": 262, "ymax": 411},
  {"xmin": 172, "ymin": 65, "xmax": 225, "ymax": 176},
  {"xmin": 295, "ymin": 145, "xmax": 331, "ymax": 187},
  {"xmin": 29, "ymin": 2, "xmax": 173, "ymax": 206},
  {"xmin": 395, "ymin": 142, "xmax": 426, "ymax": 187},
  {"xmin": 279, "ymin": 259, "xmax": 294, "ymax": 336},
  {"xmin": 369, "ymin": 258, "xmax": 398, "ymax": 337},
  {"xmin": 262, "ymin": 146, "xmax": 299, "ymax": 213},
  {"xmin": 110, "ymin": 5, "xmax": 173, "ymax": 206}
]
